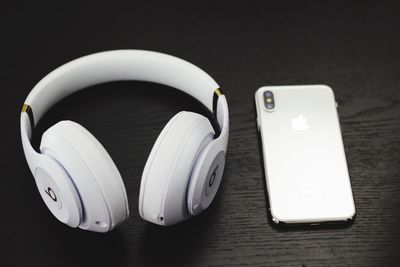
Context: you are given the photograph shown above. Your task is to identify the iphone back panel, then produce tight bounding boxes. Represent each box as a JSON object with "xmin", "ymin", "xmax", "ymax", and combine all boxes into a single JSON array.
[{"xmin": 255, "ymin": 85, "xmax": 355, "ymax": 224}]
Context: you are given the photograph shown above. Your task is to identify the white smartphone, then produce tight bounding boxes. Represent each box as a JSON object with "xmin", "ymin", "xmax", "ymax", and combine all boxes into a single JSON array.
[{"xmin": 255, "ymin": 85, "xmax": 356, "ymax": 225}]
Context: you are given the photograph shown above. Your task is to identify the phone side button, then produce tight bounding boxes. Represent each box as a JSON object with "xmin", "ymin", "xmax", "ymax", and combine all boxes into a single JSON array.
[{"xmin": 256, "ymin": 117, "xmax": 260, "ymax": 131}]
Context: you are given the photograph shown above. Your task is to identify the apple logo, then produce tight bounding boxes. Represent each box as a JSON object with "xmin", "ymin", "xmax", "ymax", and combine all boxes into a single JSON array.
[{"xmin": 291, "ymin": 114, "xmax": 309, "ymax": 131}]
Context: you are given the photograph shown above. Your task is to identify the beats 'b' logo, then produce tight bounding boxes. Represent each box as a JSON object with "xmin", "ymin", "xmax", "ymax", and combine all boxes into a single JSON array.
[
  {"xmin": 209, "ymin": 165, "xmax": 219, "ymax": 187},
  {"xmin": 45, "ymin": 187, "xmax": 57, "ymax": 202}
]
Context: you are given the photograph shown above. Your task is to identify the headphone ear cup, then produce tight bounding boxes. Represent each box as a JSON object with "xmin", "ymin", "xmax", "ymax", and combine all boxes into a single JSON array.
[
  {"xmin": 139, "ymin": 111, "xmax": 214, "ymax": 225},
  {"xmin": 40, "ymin": 121, "xmax": 129, "ymax": 232},
  {"xmin": 186, "ymin": 141, "xmax": 226, "ymax": 216},
  {"xmin": 33, "ymin": 152, "xmax": 83, "ymax": 228}
]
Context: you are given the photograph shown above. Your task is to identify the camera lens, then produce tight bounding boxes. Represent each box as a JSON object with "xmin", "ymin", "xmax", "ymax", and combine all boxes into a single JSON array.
[
  {"xmin": 264, "ymin": 91, "xmax": 273, "ymax": 98},
  {"xmin": 266, "ymin": 103, "xmax": 274, "ymax": 110},
  {"xmin": 263, "ymin": 90, "xmax": 275, "ymax": 111}
]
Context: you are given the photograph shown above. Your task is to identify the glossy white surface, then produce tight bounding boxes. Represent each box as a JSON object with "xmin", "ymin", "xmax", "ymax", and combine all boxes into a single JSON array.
[{"xmin": 255, "ymin": 85, "xmax": 355, "ymax": 223}]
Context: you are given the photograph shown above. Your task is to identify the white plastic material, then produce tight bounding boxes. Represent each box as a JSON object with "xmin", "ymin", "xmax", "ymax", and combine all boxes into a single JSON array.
[
  {"xmin": 24, "ymin": 50, "xmax": 219, "ymax": 124},
  {"xmin": 139, "ymin": 112, "xmax": 214, "ymax": 225},
  {"xmin": 185, "ymin": 97, "xmax": 230, "ymax": 216},
  {"xmin": 187, "ymin": 148, "xmax": 226, "ymax": 216},
  {"xmin": 41, "ymin": 121, "xmax": 129, "ymax": 231},
  {"xmin": 34, "ymin": 158, "xmax": 82, "ymax": 227},
  {"xmin": 21, "ymin": 50, "xmax": 229, "ymax": 176},
  {"xmin": 20, "ymin": 50, "xmax": 229, "ymax": 231}
]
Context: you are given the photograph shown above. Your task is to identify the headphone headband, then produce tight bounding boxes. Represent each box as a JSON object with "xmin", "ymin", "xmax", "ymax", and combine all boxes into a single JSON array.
[
  {"xmin": 21, "ymin": 50, "xmax": 228, "ymax": 173},
  {"xmin": 22, "ymin": 50, "xmax": 226, "ymax": 126}
]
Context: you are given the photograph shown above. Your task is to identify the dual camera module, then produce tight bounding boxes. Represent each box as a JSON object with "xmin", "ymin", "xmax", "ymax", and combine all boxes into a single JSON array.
[{"xmin": 263, "ymin": 91, "xmax": 275, "ymax": 111}]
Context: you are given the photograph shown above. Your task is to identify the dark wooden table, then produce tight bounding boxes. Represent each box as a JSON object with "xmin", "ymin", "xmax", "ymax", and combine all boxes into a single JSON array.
[{"xmin": 2, "ymin": 1, "xmax": 400, "ymax": 266}]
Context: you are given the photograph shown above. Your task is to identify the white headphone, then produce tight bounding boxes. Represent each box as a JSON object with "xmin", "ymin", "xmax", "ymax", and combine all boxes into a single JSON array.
[{"xmin": 20, "ymin": 50, "xmax": 229, "ymax": 233}]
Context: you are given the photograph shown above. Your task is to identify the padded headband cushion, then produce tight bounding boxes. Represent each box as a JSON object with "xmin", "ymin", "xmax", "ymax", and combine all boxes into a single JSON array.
[
  {"xmin": 24, "ymin": 50, "xmax": 220, "ymax": 125},
  {"xmin": 40, "ymin": 121, "xmax": 129, "ymax": 231},
  {"xmin": 139, "ymin": 111, "xmax": 214, "ymax": 225}
]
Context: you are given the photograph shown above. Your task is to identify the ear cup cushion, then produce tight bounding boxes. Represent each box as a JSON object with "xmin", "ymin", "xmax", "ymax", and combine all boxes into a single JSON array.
[
  {"xmin": 40, "ymin": 121, "xmax": 129, "ymax": 231},
  {"xmin": 139, "ymin": 111, "xmax": 214, "ymax": 225}
]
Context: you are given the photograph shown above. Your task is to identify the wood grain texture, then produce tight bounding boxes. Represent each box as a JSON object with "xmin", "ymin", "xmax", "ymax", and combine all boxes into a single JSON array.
[{"xmin": 1, "ymin": 1, "xmax": 400, "ymax": 266}]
